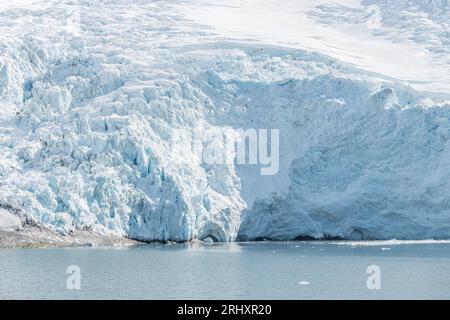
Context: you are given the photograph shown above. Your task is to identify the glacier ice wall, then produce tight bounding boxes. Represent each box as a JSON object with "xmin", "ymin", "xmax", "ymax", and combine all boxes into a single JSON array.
[{"xmin": 1, "ymin": 0, "xmax": 450, "ymax": 241}]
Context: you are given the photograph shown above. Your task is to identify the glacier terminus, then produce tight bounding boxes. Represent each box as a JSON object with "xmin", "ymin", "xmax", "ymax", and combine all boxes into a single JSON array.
[{"xmin": 1, "ymin": 0, "xmax": 450, "ymax": 244}]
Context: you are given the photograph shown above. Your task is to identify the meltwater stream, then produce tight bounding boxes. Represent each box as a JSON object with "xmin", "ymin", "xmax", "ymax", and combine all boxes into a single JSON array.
[{"xmin": 1, "ymin": 242, "xmax": 450, "ymax": 299}]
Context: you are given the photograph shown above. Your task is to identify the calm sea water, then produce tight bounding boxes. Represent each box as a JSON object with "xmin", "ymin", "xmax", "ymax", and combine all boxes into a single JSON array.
[{"xmin": 0, "ymin": 241, "xmax": 449, "ymax": 299}]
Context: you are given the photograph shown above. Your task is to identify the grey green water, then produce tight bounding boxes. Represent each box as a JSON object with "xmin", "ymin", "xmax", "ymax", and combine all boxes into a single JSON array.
[{"xmin": 1, "ymin": 242, "xmax": 449, "ymax": 299}]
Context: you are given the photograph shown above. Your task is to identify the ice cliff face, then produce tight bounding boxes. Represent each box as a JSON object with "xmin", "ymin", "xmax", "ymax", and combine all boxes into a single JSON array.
[{"xmin": 1, "ymin": 0, "xmax": 450, "ymax": 241}]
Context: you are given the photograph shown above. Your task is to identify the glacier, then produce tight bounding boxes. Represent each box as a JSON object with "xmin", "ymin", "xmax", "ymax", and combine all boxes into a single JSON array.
[{"xmin": 1, "ymin": 0, "xmax": 450, "ymax": 242}]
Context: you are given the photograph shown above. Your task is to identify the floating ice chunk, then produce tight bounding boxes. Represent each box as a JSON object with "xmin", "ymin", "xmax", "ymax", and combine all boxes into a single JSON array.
[{"xmin": 202, "ymin": 237, "xmax": 214, "ymax": 244}]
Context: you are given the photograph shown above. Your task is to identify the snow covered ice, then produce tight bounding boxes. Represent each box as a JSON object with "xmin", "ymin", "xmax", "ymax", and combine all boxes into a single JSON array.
[
  {"xmin": 1, "ymin": 0, "xmax": 450, "ymax": 242},
  {"xmin": 0, "ymin": 208, "xmax": 22, "ymax": 232}
]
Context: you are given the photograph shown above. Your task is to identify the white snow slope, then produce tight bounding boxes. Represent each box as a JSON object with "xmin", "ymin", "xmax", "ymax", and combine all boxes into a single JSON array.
[{"xmin": 1, "ymin": 0, "xmax": 450, "ymax": 241}]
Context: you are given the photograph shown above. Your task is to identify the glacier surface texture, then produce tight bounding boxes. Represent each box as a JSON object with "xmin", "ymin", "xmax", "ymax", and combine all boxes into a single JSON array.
[{"xmin": 1, "ymin": 0, "xmax": 450, "ymax": 241}]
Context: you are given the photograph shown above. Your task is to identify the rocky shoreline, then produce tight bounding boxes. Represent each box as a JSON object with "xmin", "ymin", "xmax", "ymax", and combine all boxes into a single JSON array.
[
  {"xmin": 0, "ymin": 208, "xmax": 138, "ymax": 248},
  {"xmin": 0, "ymin": 225, "xmax": 139, "ymax": 248}
]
